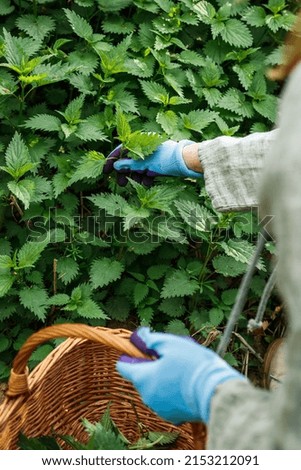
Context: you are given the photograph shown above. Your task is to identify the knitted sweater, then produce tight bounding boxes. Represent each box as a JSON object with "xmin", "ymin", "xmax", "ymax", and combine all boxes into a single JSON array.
[{"xmin": 198, "ymin": 62, "xmax": 301, "ymax": 449}]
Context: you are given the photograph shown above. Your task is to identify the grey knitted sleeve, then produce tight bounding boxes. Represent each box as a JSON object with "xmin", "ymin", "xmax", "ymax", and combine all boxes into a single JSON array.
[
  {"xmin": 198, "ymin": 130, "xmax": 278, "ymax": 212},
  {"xmin": 206, "ymin": 62, "xmax": 301, "ymax": 450}
]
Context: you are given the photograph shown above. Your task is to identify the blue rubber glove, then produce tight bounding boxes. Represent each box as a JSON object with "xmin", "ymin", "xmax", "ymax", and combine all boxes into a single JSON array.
[
  {"xmin": 116, "ymin": 328, "xmax": 247, "ymax": 425},
  {"xmin": 104, "ymin": 140, "xmax": 203, "ymax": 186}
]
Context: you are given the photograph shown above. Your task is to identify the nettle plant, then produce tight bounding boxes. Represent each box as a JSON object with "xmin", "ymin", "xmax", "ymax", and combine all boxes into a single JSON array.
[{"xmin": 0, "ymin": 0, "xmax": 296, "ymax": 378}]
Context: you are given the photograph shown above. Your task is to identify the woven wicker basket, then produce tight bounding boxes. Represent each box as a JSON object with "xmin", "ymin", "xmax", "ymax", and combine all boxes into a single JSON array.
[{"xmin": 0, "ymin": 324, "xmax": 206, "ymax": 450}]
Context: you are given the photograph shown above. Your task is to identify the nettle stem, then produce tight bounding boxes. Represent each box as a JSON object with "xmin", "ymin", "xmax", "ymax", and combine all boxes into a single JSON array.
[{"xmin": 33, "ymin": 0, "xmax": 38, "ymax": 17}]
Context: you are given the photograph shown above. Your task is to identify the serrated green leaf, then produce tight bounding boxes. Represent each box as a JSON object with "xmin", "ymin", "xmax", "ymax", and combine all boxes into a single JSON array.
[
  {"xmin": 69, "ymin": 151, "xmax": 105, "ymax": 184},
  {"xmin": 147, "ymin": 265, "xmax": 169, "ymax": 280},
  {"xmin": 90, "ymin": 258, "xmax": 124, "ymax": 289},
  {"xmin": 233, "ymin": 63, "xmax": 256, "ymax": 90},
  {"xmin": 30, "ymin": 344, "xmax": 53, "ymax": 362},
  {"xmin": 137, "ymin": 306, "xmax": 154, "ymax": 325},
  {"xmin": 0, "ymin": 273, "xmax": 14, "ymax": 297},
  {"xmin": 212, "ymin": 19, "xmax": 253, "ymax": 48},
  {"xmin": 97, "ymin": 0, "xmax": 132, "ymax": 12},
  {"xmin": 133, "ymin": 283, "xmax": 149, "ymax": 307},
  {"xmin": 64, "ymin": 8, "xmax": 93, "ymax": 41},
  {"xmin": 17, "ymin": 240, "xmax": 48, "ymax": 269},
  {"xmin": 146, "ymin": 431, "xmax": 179, "ymax": 446},
  {"xmin": 159, "ymin": 297, "xmax": 185, "ymax": 317},
  {"xmin": 220, "ymin": 239, "xmax": 265, "ymax": 270},
  {"xmin": 209, "ymin": 307, "xmax": 224, "ymax": 326},
  {"xmin": 161, "ymin": 270, "xmax": 199, "ymax": 298},
  {"xmin": 219, "ymin": 88, "xmax": 254, "ymax": 118},
  {"xmin": 16, "ymin": 15, "xmax": 56, "ymax": 41},
  {"xmin": 104, "ymin": 296, "xmax": 130, "ymax": 321},
  {"xmin": 77, "ymin": 298, "xmax": 107, "ymax": 319},
  {"xmin": 253, "ymin": 95, "xmax": 277, "ymax": 122},
  {"xmin": 19, "ymin": 287, "xmax": 48, "ymax": 320},
  {"xmin": 0, "ymin": 335, "xmax": 10, "ymax": 353},
  {"xmin": 221, "ymin": 289, "xmax": 238, "ymax": 306},
  {"xmin": 116, "ymin": 107, "xmax": 131, "ymax": 141},
  {"xmin": 57, "ymin": 258, "xmax": 79, "ymax": 285},
  {"xmin": 180, "ymin": 109, "xmax": 216, "ymax": 133},
  {"xmin": 212, "ymin": 255, "xmax": 247, "ymax": 277},
  {"xmin": 0, "ymin": 0, "xmax": 14, "ymax": 15},
  {"xmin": 165, "ymin": 319, "xmax": 190, "ymax": 336},
  {"xmin": 2, "ymin": 132, "xmax": 34, "ymax": 179},
  {"xmin": 52, "ymin": 173, "xmax": 70, "ymax": 198},
  {"xmin": 24, "ymin": 114, "xmax": 62, "ymax": 132},
  {"xmin": 243, "ymin": 6, "xmax": 266, "ymax": 27},
  {"xmin": 88, "ymin": 193, "xmax": 131, "ymax": 216},
  {"xmin": 139, "ymin": 80, "xmax": 169, "ymax": 105},
  {"xmin": 3, "ymin": 29, "xmax": 41, "ymax": 67},
  {"xmin": 125, "ymin": 57, "xmax": 155, "ymax": 78},
  {"xmin": 175, "ymin": 200, "xmax": 215, "ymax": 233},
  {"xmin": 46, "ymin": 294, "xmax": 70, "ymax": 306},
  {"xmin": 0, "ymin": 255, "xmax": 13, "ymax": 271},
  {"xmin": 194, "ymin": 1, "xmax": 216, "ymax": 24},
  {"xmin": 125, "ymin": 131, "xmax": 165, "ymax": 159}
]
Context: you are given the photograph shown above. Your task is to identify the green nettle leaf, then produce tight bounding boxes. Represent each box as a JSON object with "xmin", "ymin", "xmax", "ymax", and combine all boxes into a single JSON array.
[
  {"xmin": 139, "ymin": 80, "xmax": 169, "ymax": 105},
  {"xmin": 0, "ymin": 0, "xmax": 14, "ymax": 15},
  {"xmin": 88, "ymin": 193, "xmax": 131, "ymax": 216},
  {"xmin": 24, "ymin": 114, "xmax": 62, "ymax": 132},
  {"xmin": 212, "ymin": 19, "xmax": 253, "ymax": 48},
  {"xmin": 124, "ymin": 131, "xmax": 165, "ymax": 159},
  {"xmin": 1, "ymin": 132, "xmax": 36, "ymax": 180},
  {"xmin": 0, "ymin": 335, "xmax": 10, "ymax": 353},
  {"xmin": 175, "ymin": 200, "xmax": 215, "ymax": 233},
  {"xmin": 17, "ymin": 240, "xmax": 48, "ymax": 269},
  {"xmin": 96, "ymin": 0, "xmax": 133, "ymax": 12},
  {"xmin": 46, "ymin": 294, "xmax": 70, "ymax": 306},
  {"xmin": 161, "ymin": 270, "xmax": 199, "ymax": 298},
  {"xmin": 64, "ymin": 8, "xmax": 94, "ymax": 41},
  {"xmin": 16, "ymin": 15, "xmax": 56, "ymax": 41},
  {"xmin": 19, "ymin": 287, "xmax": 49, "ymax": 320},
  {"xmin": 0, "ymin": 273, "xmax": 15, "ymax": 298},
  {"xmin": 253, "ymin": 95, "xmax": 278, "ymax": 122},
  {"xmin": 30, "ymin": 344, "xmax": 53, "ymax": 363},
  {"xmin": 90, "ymin": 258, "xmax": 124, "ymax": 289},
  {"xmin": 116, "ymin": 107, "xmax": 131, "ymax": 140},
  {"xmin": 212, "ymin": 255, "xmax": 247, "ymax": 277},
  {"xmin": 180, "ymin": 110, "xmax": 216, "ymax": 133},
  {"xmin": 0, "ymin": 255, "xmax": 14, "ymax": 270},
  {"xmin": 209, "ymin": 307, "xmax": 224, "ymax": 326},
  {"xmin": 194, "ymin": 1, "xmax": 216, "ymax": 24},
  {"xmin": 220, "ymin": 239, "xmax": 265, "ymax": 270},
  {"xmin": 147, "ymin": 264, "xmax": 169, "ymax": 280},
  {"xmin": 57, "ymin": 258, "xmax": 79, "ymax": 285},
  {"xmin": 77, "ymin": 298, "xmax": 107, "ymax": 319},
  {"xmin": 69, "ymin": 151, "xmax": 105, "ymax": 184},
  {"xmin": 219, "ymin": 88, "xmax": 254, "ymax": 118},
  {"xmin": 3, "ymin": 29, "xmax": 41, "ymax": 68},
  {"xmin": 133, "ymin": 283, "xmax": 149, "ymax": 307},
  {"xmin": 159, "ymin": 297, "xmax": 185, "ymax": 318},
  {"xmin": 125, "ymin": 57, "xmax": 155, "ymax": 79},
  {"xmin": 165, "ymin": 319, "xmax": 190, "ymax": 336},
  {"xmin": 243, "ymin": 6, "xmax": 266, "ymax": 27}
]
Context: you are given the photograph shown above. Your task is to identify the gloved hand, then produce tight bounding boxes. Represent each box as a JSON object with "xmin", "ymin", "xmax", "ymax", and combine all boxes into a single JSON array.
[
  {"xmin": 116, "ymin": 327, "xmax": 247, "ymax": 425},
  {"xmin": 103, "ymin": 140, "xmax": 203, "ymax": 187}
]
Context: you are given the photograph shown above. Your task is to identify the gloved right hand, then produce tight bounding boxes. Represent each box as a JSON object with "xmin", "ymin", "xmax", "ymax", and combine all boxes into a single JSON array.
[
  {"xmin": 103, "ymin": 140, "xmax": 203, "ymax": 186},
  {"xmin": 116, "ymin": 327, "xmax": 247, "ymax": 425}
]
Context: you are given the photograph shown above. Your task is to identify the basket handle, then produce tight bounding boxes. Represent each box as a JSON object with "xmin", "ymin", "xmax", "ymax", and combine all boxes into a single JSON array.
[
  {"xmin": 7, "ymin": 323, "xmax": 148, "ymax": 398},
  {"xmin": 7, "ymin": 323, "xmax": 207, "ymax": 449}
]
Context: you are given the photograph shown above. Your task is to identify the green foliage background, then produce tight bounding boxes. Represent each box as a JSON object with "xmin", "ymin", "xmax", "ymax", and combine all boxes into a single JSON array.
[{"xmin": 0, "ymin": 0, "xmax": 297, "ymax": 378}]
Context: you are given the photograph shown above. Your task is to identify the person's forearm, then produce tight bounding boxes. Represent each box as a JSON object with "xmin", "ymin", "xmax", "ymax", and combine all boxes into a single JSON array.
[{"xmin": 183, "ymin": 143, "xmax": 203, "ymax": 173}]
